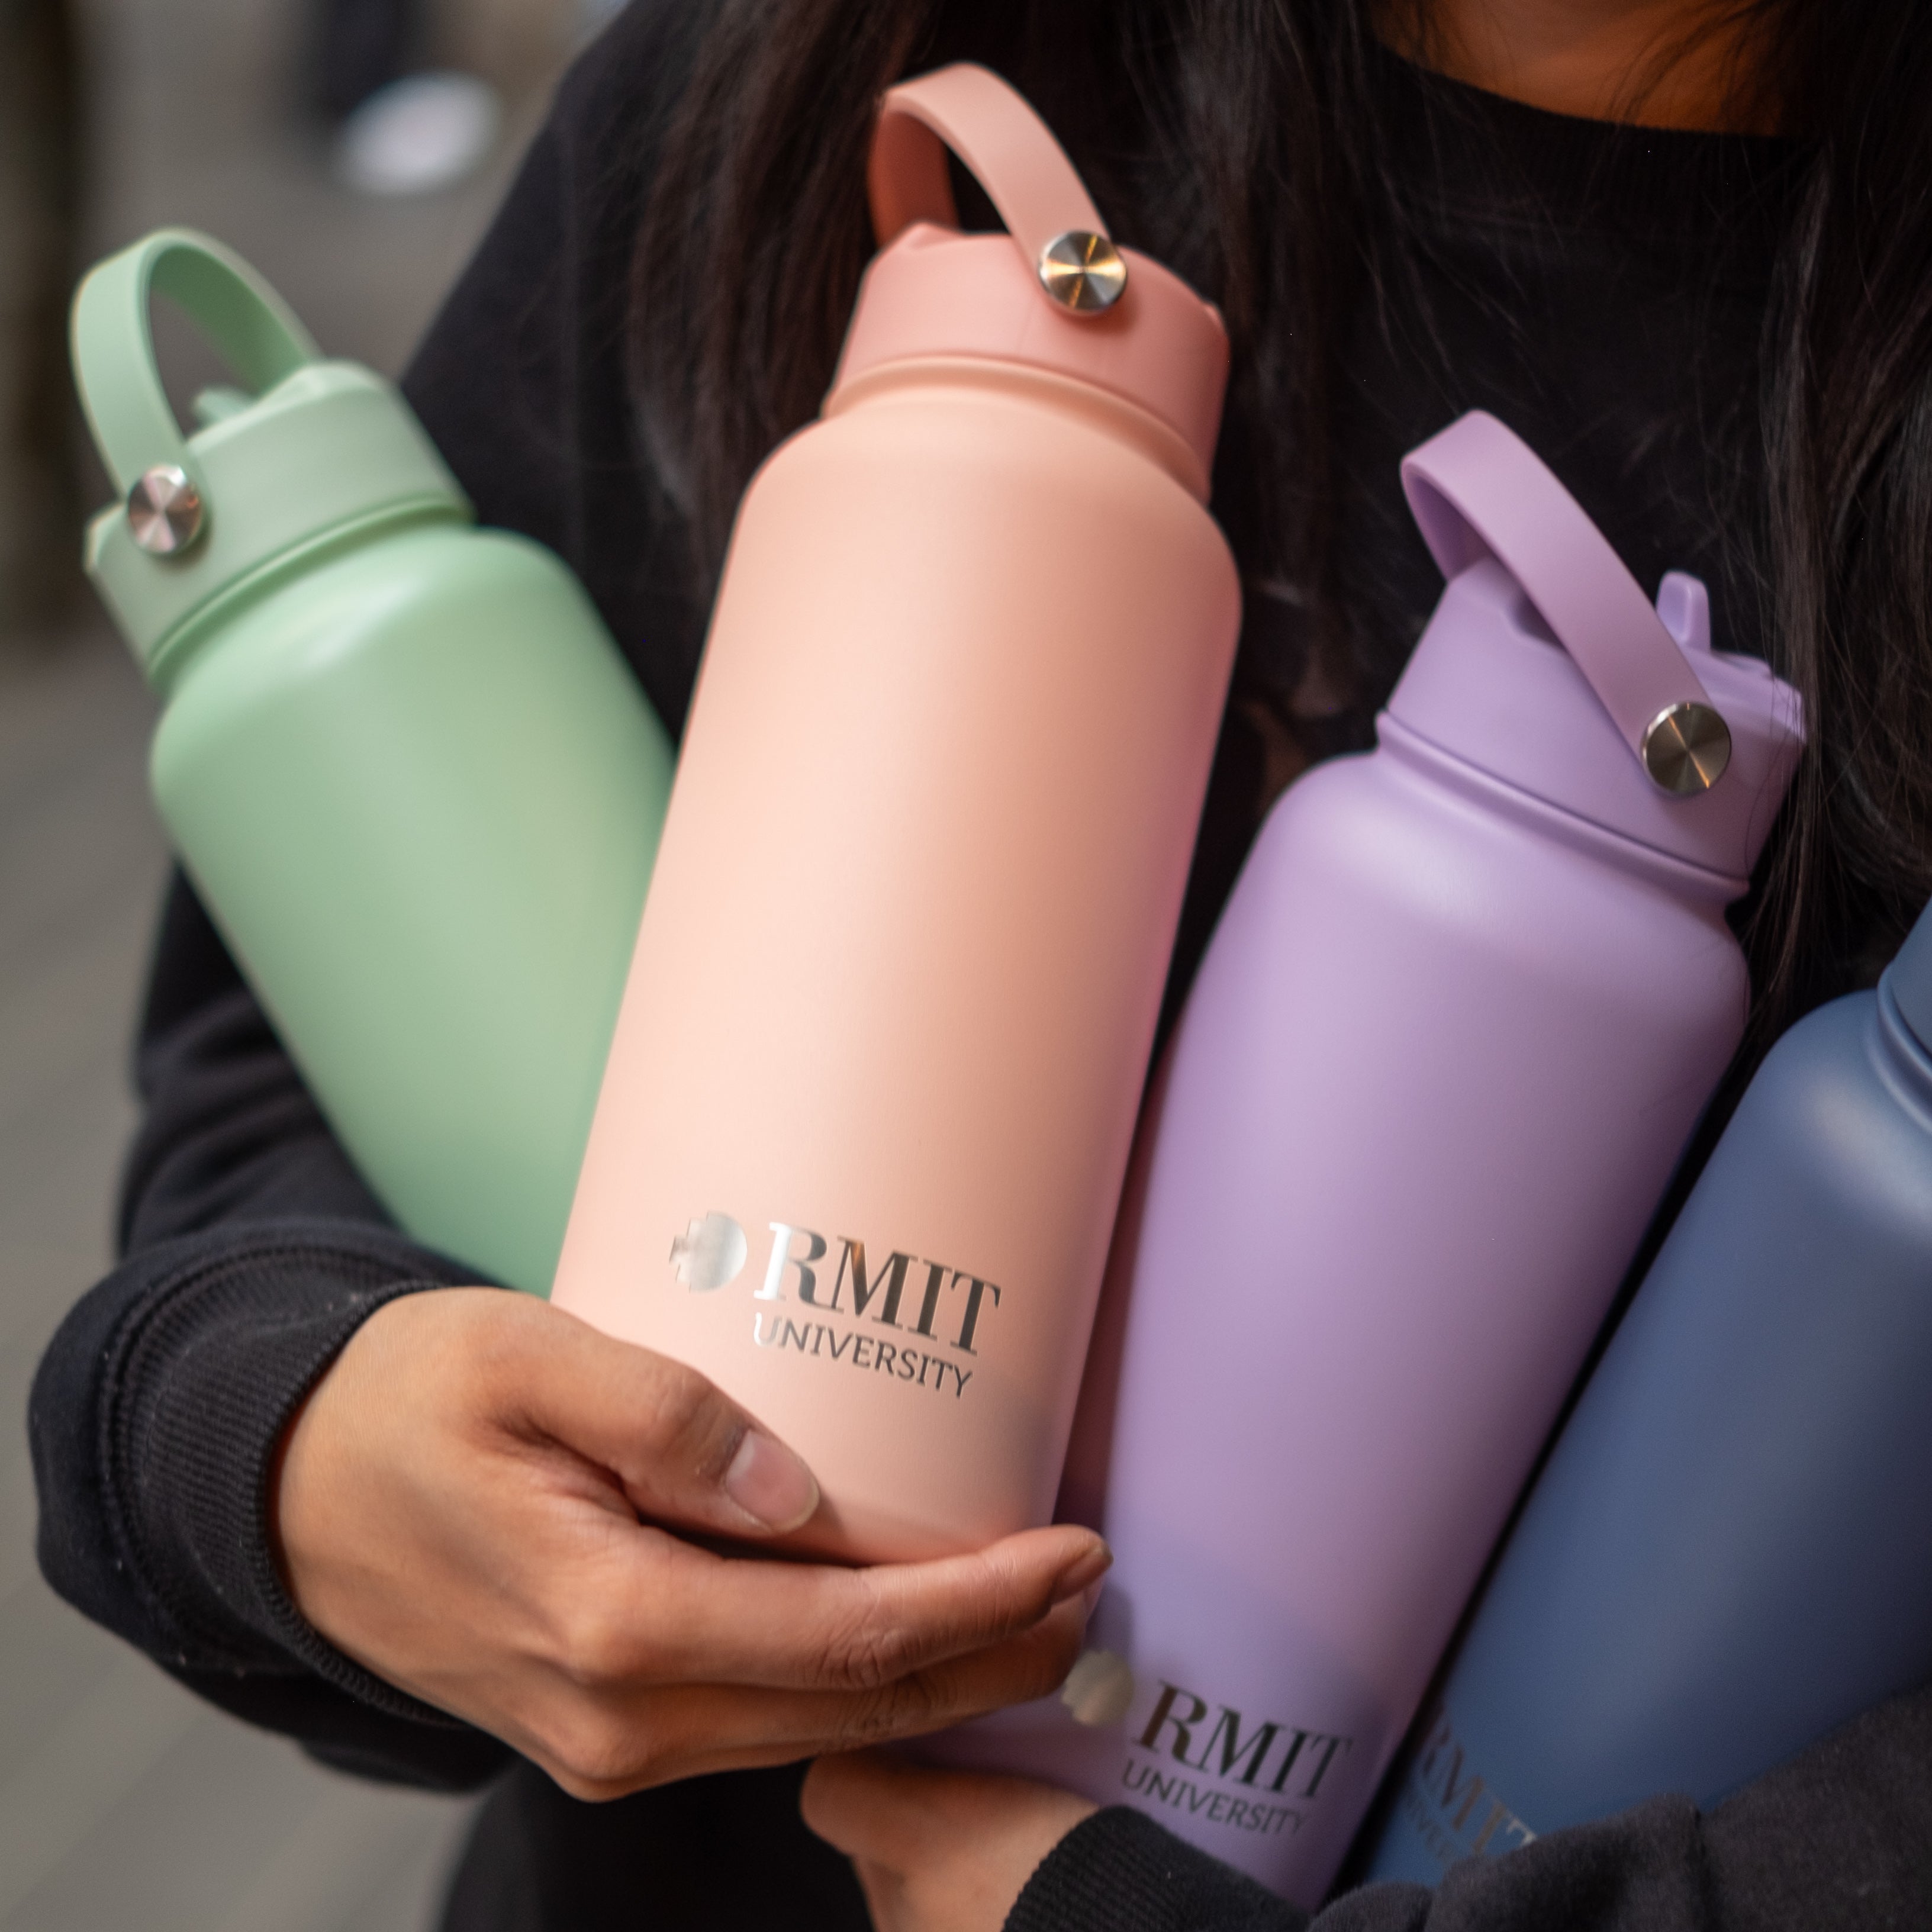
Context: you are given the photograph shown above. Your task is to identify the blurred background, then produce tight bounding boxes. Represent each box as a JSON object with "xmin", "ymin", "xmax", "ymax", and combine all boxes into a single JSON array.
[{"xmin": 0, "ymin": 0, "xmax": 585, "ymax": 1917}]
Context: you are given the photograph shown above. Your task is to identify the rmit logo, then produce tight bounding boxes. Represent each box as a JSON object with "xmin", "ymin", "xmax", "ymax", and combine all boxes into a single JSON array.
[
  {"xmin": 1399, "ymin": 1704, "xmax": 1536, "ymax": 1860},
  {"xmin": 1136, "ymin": 1680, "xmax": 1354, "ymax": 1801},
  {"xmin": 671, "ymin": 1212, "xmax": 1001, "ymax": 1355}
]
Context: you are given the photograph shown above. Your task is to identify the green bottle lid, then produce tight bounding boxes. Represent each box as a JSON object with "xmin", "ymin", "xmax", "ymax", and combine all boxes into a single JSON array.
[{"xmin": 72, "ymin": 228, "xmax": 469, "ymax": 675}]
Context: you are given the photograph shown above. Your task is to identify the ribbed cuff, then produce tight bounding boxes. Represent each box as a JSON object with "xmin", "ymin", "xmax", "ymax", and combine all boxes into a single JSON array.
[
  {"xmin": 1008, "ymin": 1807, "xmax": 1311, "ymax": 1932},
  {"xmin": 99, "ymin": 1221, "xmax": 481, "ymax": 1727}
]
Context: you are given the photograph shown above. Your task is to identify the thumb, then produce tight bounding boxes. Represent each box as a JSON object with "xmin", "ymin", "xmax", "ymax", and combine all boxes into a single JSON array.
[{"xmin": 518, "ymin": 1302, "xmax": 822, "ymax": 1537}]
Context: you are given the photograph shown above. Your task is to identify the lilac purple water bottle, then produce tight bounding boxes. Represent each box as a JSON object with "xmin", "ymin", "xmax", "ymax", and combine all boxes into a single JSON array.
[{"xmin": 932, "ymin": 412, "xmax": 1803, "ymax": 1903}]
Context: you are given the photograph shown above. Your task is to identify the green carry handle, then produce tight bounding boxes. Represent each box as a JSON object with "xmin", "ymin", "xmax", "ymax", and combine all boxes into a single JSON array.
[
  {"xmin": 73, "ymin": 228, "xmax": 465, "ymax": 670},
  {"xmin": 72, "ymin": 229, "xmax": 320, "ymax": 504}
]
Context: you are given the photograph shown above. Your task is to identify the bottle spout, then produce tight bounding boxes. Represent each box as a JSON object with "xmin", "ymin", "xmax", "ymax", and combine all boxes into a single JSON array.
[{"xmin": 1656, "ymin": 572, "xmax": 1711, "ymax": 653}]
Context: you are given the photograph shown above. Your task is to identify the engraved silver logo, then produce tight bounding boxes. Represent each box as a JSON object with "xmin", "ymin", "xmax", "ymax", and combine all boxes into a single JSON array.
[
  {"xmin": 1062, "ymin": 1648, "xmax": 1136, "ymax": 1727},
  {"xmin": 669, "ymin": 1212, "xmax": 748, "ymax": 1291}
]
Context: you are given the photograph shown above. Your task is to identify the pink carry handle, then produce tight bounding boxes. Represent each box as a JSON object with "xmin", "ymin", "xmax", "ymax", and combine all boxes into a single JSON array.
[
  {"xmin": 870, "ymin": 65, "xmax": 1115, "ymax": 300},
  {"xmin": 841, "ymin": 63, "xmax": 1228, "ymax": 486},
  {"xmin": 1402, "ymin": 413, "xmax": 1728, "ymax": 791}
]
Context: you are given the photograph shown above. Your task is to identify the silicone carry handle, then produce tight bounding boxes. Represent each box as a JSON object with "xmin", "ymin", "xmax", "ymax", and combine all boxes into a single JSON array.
[
  {"xmin": 1402, "ymin": 413, "xmax": 1721, "ymax": 778},
  {"xmin": 71, "ymin": 228, "xmax": 319, "ymax": 500},
  {"xmin": 869, "ymin": 65, "xmax": 1108, "ymax": 287}
]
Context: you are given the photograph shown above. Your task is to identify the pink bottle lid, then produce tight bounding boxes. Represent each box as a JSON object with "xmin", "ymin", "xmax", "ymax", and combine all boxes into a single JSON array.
[
  {"xmin": 828, "ymin": 65, "xmax": 1229, "ymax": 498},
  {"xmin": 1387, "ymin": 413, "xmax": 1804, "ymax": 884}
]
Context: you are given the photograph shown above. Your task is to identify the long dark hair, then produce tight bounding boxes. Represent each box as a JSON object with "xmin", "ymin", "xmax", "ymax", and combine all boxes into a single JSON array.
[{"xmin": 632, "ymin": 0, "xmax": 1932, "ymax": 1054}]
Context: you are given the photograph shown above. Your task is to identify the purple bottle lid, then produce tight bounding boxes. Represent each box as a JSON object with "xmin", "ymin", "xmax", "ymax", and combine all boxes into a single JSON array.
[{"xmin": 1386, "ymin": 413, "xmax": 1804, "ymax": 884}]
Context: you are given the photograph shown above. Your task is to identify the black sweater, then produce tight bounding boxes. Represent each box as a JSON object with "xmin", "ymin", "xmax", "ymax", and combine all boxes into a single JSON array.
[{"xmin": 31, "ymin": 5, "xmax": 1932, "ymax": 1929}]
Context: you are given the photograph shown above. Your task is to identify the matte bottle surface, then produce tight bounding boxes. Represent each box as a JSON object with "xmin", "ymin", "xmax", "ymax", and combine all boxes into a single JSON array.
[
  {"xmin": 930, "ymin": 416, "xmax": 1803, "ymax": 1904},
  {"xmin": 152, "ymin": 524, "xmax": 670, "ymax": 1294},
  {"xmin": 935, "ymin": 730, "xmax": 1749, "ymax": 1898},
  {"xmin": 75, "ymin": 231, "xmax": 674, "ymax": 1295},
  {"xmin": 553, "ymin": 67, "xmax": 1239, "ymax": 1560},
  {"xmin": 1369, "ymin": 975, "xmax": 1932, "ymax": 1882},
  {"xmin": 555, "ymin": 368, "xmax": 1238, "ymax": 1558}
]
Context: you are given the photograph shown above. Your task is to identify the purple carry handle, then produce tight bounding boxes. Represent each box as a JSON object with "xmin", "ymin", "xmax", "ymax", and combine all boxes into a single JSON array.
[{"xmin": 1401, "ymin": 413, "xmax": 1718, "ymax": 775}]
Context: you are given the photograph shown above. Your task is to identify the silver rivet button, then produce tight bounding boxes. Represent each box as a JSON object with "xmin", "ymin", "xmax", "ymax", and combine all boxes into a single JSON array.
[
  {"xmin": 1642, "ymin": 700, "xmax": 1731, "ymax": 795},
  {"xmin": 127, "ymin": 465, "xmax": 205, "ymax": 555},
  {"xmin": 1038, "ymin": 230, "xmax": 1127, "ymax": 314}
]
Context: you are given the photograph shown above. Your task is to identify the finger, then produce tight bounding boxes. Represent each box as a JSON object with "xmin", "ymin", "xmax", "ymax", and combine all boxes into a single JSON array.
[
  {"xmin": 501, "ymin": 1301, "xmax": 823, "ymax": 1537},
  {"xmin": 610, "ymin": 1521, "xmax": 1109, "ymax": 1690},
  {"xmin": 512, "ymin": 1594, "xmax": 1092, "ymax": 1800},
  {"xmin": 664, "ymin": 1590, "xmax": 1092, "ymax": 1760}
]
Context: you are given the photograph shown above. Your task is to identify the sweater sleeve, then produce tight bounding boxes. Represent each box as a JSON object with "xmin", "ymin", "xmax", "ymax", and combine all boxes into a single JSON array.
[
  {"xmin": 1008, "ymin": 1678, "xmax": 1932, "ymax": 1932},
  {"xmin": 29, "ymin": 0, "xmax": 711, "ymax": 1789},
  {"xmin": 30, "ymin": 874, "xmax": 511, "ymax": 1788}
]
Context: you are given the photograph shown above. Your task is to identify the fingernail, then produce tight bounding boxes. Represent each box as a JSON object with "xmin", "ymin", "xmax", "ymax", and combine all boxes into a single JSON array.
[
  {"xmin": 723, "ymin": 1428, "xmax": 820, "ymax": 1532},
  {"xmin": 1050, "ymin": 1540, "xmax": 1112, "ymax": 1604}
]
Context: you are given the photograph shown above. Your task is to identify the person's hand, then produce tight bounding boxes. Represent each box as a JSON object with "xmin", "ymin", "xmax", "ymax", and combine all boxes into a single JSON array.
[
  {"xmin": 273, "ymin": 1288, "xmax": 1109, "ymax": 1798},
  {"xmin": 803, "ymin": 1750, "xmax": 1098, "ymax": 1932}
]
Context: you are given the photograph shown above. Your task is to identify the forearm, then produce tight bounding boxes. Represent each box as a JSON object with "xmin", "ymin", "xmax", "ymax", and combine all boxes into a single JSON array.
[
  {"xmin": 31, "ymin": 871, "xmax": 510, "ymax": 1784},
  {"xmin": 31, "ymin": 1211, "xmax": 510, "ymax": 1788}
]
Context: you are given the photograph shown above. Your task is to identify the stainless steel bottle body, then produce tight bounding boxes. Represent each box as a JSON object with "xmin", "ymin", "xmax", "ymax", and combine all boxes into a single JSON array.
[{"xmin": 1370, "ymin": 962, "xmax": 1932, "ymax": 1879}]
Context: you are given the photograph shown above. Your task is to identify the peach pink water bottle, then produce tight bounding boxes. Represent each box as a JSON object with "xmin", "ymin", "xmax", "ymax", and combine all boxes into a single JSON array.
[{"xmin": 552, "ymin": 65, "xmax": 1239, "ymax": 1561}]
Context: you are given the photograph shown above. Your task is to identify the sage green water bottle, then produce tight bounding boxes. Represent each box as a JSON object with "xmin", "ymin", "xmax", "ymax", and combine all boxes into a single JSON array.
[{"xmin": 73, "ymin": 229, "xmax": 673, "ymax": 1293}]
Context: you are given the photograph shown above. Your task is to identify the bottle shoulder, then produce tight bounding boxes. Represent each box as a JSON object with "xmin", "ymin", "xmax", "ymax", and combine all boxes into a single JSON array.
[
  {"xmin": 777, "ymin": 363, "xmax": 1225, "ymax": 529},
  {"xmin": 1721, "ymin": 992, "xmax": 1932, "ymax": 1243},
  {"xmin": 152, "ymin": 518, "xmax": 593, "ymax": 703},
  {"xmin": 827, "ymin": 356, "xmax": 1209, "ymax": 482},
  {"xmin": 1247, "ymin": 745, "xmax": 1741, "ymax": 942}
]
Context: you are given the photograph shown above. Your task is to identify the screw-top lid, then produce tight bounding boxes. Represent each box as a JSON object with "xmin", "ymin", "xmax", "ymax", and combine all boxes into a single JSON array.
[
  {"xmin": 72, "ymin": 228, "xmax": 467, "ymax": 674},
  {"xmin": 1385, "ymin": 413, "xmax": 1805, "ymax": 886},
  {"xmin": 827, "ymin": 65, "xmax": 1229, "ymax": 498}
]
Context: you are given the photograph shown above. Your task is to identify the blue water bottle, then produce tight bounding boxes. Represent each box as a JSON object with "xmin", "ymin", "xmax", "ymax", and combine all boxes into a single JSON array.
[{"xmin": 1367, "ymin": 893, "xmax": 1932, "ymax": 1881}]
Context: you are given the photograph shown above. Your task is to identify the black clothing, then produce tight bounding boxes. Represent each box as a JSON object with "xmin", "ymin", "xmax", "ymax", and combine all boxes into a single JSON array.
[
  {"xmin": 29, "ymin": 3, "xmax": 1928, "ymax": 1928},
  {"xmin": 440, "ymin": 1761, "xmax": 868, "ymax": 1931},
  {"xmin": 1017, "ymin": 1683, "xmax": 1932, "ymax": 1932}
]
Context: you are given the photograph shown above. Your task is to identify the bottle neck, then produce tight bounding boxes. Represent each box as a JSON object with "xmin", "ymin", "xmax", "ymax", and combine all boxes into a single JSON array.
[
  {"xmin": 145, "ymin": 500, "xmax": 464, "ymax": 697},
  {"xmin": 1377, "ymin": 713, "xmax": 1746, "ymax": 906},
  {"xmin": 821, "ymin": 355, "xmax": 1210, "ymax": 502}
]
